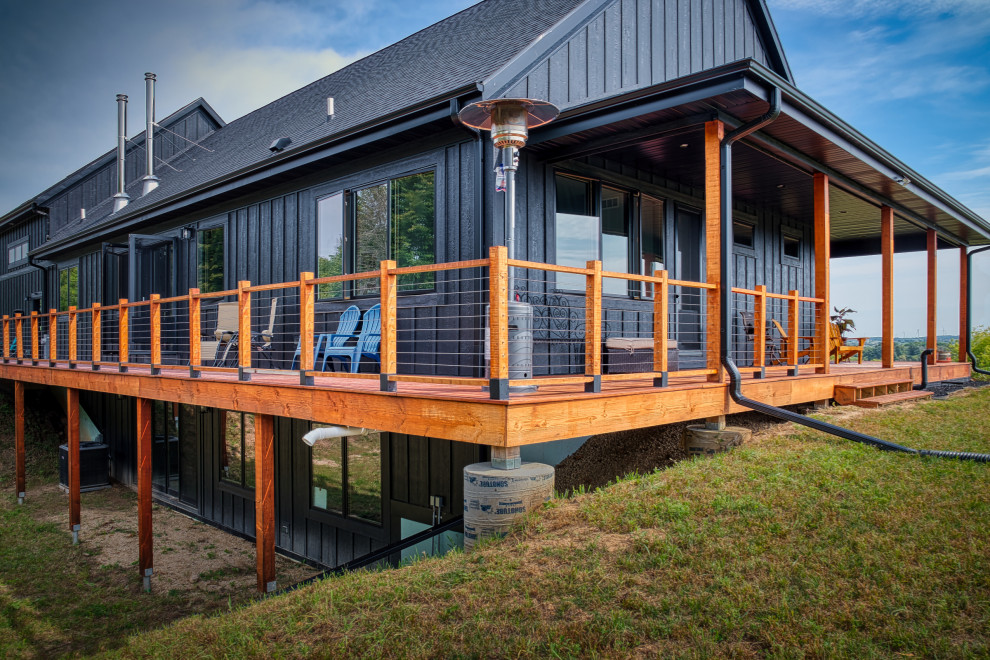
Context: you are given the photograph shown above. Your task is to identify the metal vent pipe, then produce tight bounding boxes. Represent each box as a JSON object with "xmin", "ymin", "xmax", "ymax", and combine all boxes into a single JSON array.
[
  {"xmin": 112, "ymin": 94, "xmax": 130, "ymax": 212},
  {"xmin": 141, "ymin": 73, "xmax": 160, "ymax": 195}
]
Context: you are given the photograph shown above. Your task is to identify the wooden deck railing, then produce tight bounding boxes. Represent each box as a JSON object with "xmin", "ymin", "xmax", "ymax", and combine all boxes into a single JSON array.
[{"xmin": 0, "ymin": 247, "xmax": 829, "ymax": 399}]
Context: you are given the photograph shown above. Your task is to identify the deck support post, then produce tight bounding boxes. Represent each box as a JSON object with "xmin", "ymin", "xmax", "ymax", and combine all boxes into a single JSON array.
[
  {"xmin": 15, "ymin": 381, "xmax": 25, "ymax": 504},
  {"xmin": 136, "ymin": 397, "xmax": 153, "ymax": 592},
  {"xmin": 67, "ymin": 387, "xmax": 80, "ymax": 545},
  {"xmin": 958, "ymin": 246, "xmax": 967, "ymax": 362},
  {"xmin": 813, "ymin": 173, "xmax": 830, "ymax": 374},
  {"xmin": 255, "ymin": 413, "xmax": 276, "ymax": 593},
  {"xmin": 380, "ymin": 260, "xmax": 397, "ymax": 392},
  {"xmin": 881, "ymin": 206, "xmax": 895, "ymax": 368},
  {"xmin": 704, "ymin": 120, "xmax": 724, "ymax": 383},
  {"xmin": 705, "ymin": 415, "xmax": 726, "ymax": 431},
  {"xmin": 927, "ymin": 229, "xmax": 937, "ymax": 365}
]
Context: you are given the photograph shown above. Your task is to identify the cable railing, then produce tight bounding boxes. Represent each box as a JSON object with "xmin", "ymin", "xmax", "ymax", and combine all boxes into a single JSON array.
[{"xmin": 0, "ymin": 248, "xmax": 832, "ymax": 399}]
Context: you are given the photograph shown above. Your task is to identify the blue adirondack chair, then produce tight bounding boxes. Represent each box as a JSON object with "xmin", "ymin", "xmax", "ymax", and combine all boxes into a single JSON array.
[
  {"xmin": 290, "ymin": 304, "xmax": 360, "ymax": 370},
  {"xmin": 321, "ymin": 304, "xmax": 381, "ymax": 373}
]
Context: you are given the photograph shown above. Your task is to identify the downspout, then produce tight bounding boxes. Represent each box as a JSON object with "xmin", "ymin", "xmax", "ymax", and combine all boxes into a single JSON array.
[
  {"xmin": 913, "ymin": 349, "xmax": 933, "ymax": 390},
  {"xmin": 26, "ymin": 255, "xmax": 49, "ymax": 315},
  {"xmin": 719, "ymin": 87, "xmax": 989, "ymax": 462},
  {"xmin": 967, "ymin": 245, "xmax": 990, "ymax": 376}
]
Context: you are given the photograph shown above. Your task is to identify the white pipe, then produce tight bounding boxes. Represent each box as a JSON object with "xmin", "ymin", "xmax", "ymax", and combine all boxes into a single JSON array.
[{"xmin": 302, "ymin": 425, "xmax": 369, "ymax": 446}]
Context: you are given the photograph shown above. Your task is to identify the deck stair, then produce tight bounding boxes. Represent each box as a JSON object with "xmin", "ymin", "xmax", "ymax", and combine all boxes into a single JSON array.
[{"xmin": 833, "ymin": 380, "xmax": 932, "ymax": 408}]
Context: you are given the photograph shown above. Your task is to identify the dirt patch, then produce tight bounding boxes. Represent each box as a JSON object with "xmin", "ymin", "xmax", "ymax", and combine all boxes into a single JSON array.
[{"xmin": 35, "ymin": 482, "xmax": 318, "ymax": 597}]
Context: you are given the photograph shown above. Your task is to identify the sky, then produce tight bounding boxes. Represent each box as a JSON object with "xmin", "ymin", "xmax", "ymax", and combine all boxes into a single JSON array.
[{"xmin": 0, "ymin": 0, "xmax": 987, "ymax": 337}]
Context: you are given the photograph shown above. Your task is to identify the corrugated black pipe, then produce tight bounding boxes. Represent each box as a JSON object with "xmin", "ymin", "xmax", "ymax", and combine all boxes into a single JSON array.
[
  {"xmin": 967, "ymin": 245, "xmax": 990, "ymax": 376},
  {"xmin": 913, "ymin": 349, "xmax": 933, "ymax": 390},
  {"xmin": 719, "ymin": 87, "xmax": 989, "ymax": 463}
]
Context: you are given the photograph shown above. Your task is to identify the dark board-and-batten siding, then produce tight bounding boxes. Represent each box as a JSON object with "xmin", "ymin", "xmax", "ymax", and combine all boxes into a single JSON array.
[{"xmin": 504, "ymin": 0, "xmax": 770, "ymax": 110}]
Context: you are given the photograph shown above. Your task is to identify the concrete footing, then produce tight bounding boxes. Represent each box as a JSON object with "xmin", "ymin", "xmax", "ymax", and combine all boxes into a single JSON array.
[
  {"xmin": 682, "ymin": 425, "xmax": 751, "ymax": 457},
  {"xmin": 463, "ymin": 461, "xmax": 554, "ymax": 551}
]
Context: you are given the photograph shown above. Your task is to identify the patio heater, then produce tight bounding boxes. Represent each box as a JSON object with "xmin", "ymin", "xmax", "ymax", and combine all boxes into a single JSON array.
[{"xmin": 459, "ymin": 99, "xmax": 559, "ymax": 394}]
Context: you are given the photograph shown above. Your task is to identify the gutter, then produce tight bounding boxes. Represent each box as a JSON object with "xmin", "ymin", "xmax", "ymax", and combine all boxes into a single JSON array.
[{"xmin": 719, "ymin": 86, "xmax": 990, "ymax": 463}]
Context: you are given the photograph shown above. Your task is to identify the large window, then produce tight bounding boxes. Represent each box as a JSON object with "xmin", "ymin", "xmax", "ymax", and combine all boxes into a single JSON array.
[
  {"xmin": 59, "ymin": 265, "xmax": 78, "ymax": 311},
  {"xmin": 151, "ymin": 401, "xmax": 198, "ymax": 505},
  {"xmin": 641, "ymin": 195, "xmax": 665, "ymax": 298},
  {"xmin": 310, "ymin": 425, "xmax": 382, "ymax": 524},
  {"xmin": 220, "ymin": 411, "xmax": 254, "ymax": 489},
  {"xmin": 197, "ymin": 226, "xmax": 224, "ymax": 294},
  {"xmin": 316, "ymin": 170, "xmax": 435, "ymax": 299},
  {"xmin": 7, "ymin": 239, "xmax": 28, "ymax": 267}
]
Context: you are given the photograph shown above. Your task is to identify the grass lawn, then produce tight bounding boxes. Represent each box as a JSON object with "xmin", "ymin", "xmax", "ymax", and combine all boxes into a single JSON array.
[{"xmin": 97, "ymin": 388, "xmax": 990, "ymax": 659}]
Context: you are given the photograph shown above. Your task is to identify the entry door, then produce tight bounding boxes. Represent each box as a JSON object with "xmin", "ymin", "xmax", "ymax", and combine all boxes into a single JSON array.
[
  {"xmin": 673, "ymin": 206, "xmax": 704, "ymax": 360},
  {"xmin": 139, "ymin": 242, "xmax": 174, "ymax": 300}
]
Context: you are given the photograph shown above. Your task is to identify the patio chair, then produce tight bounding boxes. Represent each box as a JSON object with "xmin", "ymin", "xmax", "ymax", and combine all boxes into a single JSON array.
[
  {"xmin": 771, "ymin": 319, "xmax": 813, "ymax": 364},
  {"xmin": 737, "ymin": 310, "xmax": 781, "ymax": 366},
  {"xmin": 829, "ymin": 322, "xmax": 866, "ymax": 364},
  {"xmin": 321, "ymin": 304, "xmax": 381, "ymax": 373},
  {"xmin": 209, "ymin": 302, "xmax": 240, "ymax": 367},
  {"xmin": 252, "ymin": 298, "xmax": 279, "ymax": 368},
  {"xmin": 290, "ymin": 304, "xmax": 360, "ymax": 370}
]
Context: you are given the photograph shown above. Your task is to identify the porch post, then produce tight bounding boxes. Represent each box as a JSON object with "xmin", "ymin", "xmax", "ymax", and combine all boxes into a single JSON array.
[
  {"xmin": 927, "ymin": 229, "xmax": 937, "ymax": 365},
  {"xmin": 255, "ymin": 413, "xmax": 276, "ymax": 593},
  {"xmin": 813, "ymin": 173, "xmax": 830, "ymax": 374},
  {"xmin": 67, "ymin": 387, "xmax": 80, "ymax": 545},
  {"xmin": 881, "ymin": 206, "xmax": 895, "ymax": 368},
  {"xmin": 136, "ymin": 397, "xmax": 153, "ymax": 592},
  {"xmin": 704, "ymin": 120, "xmax": 724, "ymax": 383},
  {"xmin": 15, "ymin": 381, "xmax": 25, "ymax": 504},
  {"xmin": 959, "ymin": 246, "xmax": 967, "ymax": 362}
]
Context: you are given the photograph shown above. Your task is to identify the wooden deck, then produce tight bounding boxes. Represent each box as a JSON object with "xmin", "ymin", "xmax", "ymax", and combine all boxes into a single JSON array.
[{"xmin": 0, "ymin": 358, "xmax": 970, "ymax": 447}]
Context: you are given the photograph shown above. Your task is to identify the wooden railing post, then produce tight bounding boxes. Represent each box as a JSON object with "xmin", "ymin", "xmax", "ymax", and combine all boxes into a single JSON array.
[
  {"xmin": 91, "ymin": 303, "xmax": 101, "ymax": 369},
  {"xmin": 189, "ymin": 289, "xmax": 201, "ymax": 377},
  {"xmin": 48, "ymin": 309, "xmax": 58, "ymax": 366},
  {"xmin": 68, "ymin": 307, "xmax": 77, "ymax": 367},
  {"xmin": 788, "ymin": 290, "xmax": 799, "ymax": 373},
  {"xmin": 488, "ymin": 246, "xmax": 509, "ymax": 400},
  {"xmin": 2, "ymin": 315, "xmax": 9, "ymax": 362},
  {"xmin": 238, "ymin": 281, "xmax": 251, "ymax": 381},
  {"xmin": 118, "ymin": 299, "xmax": 129, "ymax": 372},
  {"xmin": 585, "ymin": 260, "xmax": 602, "ymax": 393},
  {"xmin": 298, "ymin": 272, "xmax": 315, "ymax": 385},
  {"xmin": 754, "ymin": 285, "xmax": 767, "ymax": 375},
  {"xmin": 15, "ymin": 313, "xmax": 23, "ymax": 362},
  {"xmin": 150, "ymin": 294, "xmax": 161, "ymax": 375},
  {"xmin": 380, "ymin": 260, "xmax": 397, "ymax": 392},
  {"xmin": 653, "ymin": 270, "xmax": 669, "ymax": 386},
  {"xmin": 30, "ymin": 311, "xmax": 39, "ymax": 364}
]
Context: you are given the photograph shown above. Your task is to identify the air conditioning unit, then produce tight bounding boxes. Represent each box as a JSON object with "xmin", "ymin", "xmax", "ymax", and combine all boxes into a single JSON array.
[{"xmin": 58, "ymin": 442, "xmax": 111, "ymax": 492}]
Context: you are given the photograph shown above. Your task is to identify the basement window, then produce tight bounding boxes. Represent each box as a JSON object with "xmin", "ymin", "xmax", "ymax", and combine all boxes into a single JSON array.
[
  {"xmin": 310, "ymin": 424, "xmax": 382, "ymax": 524},
  {"xmin": 220, "ymin": 411, "xmax": 255, "ymax": 490}
]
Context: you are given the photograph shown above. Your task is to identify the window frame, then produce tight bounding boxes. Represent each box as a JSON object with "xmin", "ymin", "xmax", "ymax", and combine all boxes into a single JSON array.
[
  {"xmin": 315, "ymin": 167, "xmax": 438, "ymax": 301},
  {"xmin": 196, "ymin": 223, "xmax": 226, "ymax": 294},
  {"xmin": 7, "ymin": 238, "xmax": 29, "ymax": 268},
  {"xmin": 781, "ymin": 226, "xmax": 802, "ymax": 262},
  {"xmin": 733, "ymin": 220, "xmax": 756, "ymax": 252},
  {"xmin": 307, "ymin": 423, "xmax": 384, "ymax": 527},
  {"xmin": 218, "ymin": 410, "xmax": 255, "ymax": 493},
  {"xmin": 58, "ymin": 264, "xmax": 79, "ymax": 312}
]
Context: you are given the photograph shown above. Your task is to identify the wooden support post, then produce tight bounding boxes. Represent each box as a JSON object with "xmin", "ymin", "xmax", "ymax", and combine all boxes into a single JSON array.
[
  {"xmin": 2, "ymin": 315, "xmax": 8, "ymax": 361},
  {"xmin": 238, "ymin": 281, "xmax": 251, "ymax": 380},
  {"xmin": 136, "ymin": 397, "xmax": 153, "ymax": 591},
  {"xmin": 754, "ymin": 285, "xmax": 767, "ymax": 371},
  {"xmin": 881, "ymin": 206, "xmax": 895, "ymax": 368},
  {"xmin": 67, "ymin": 387, "xmax": 80, "ymax": 544},
  {"xmin": 959, "ymin": 246, "xmax": 968, "ymax": 362},
  {"xmin": 653, "ymin": 270, "xmax": 669, "ymax": 386},
  {"xmin": 788, "ymin": 290, "xmax": 799, "ymax": 370},
  {"xmin": 813, "ymin": 173, "xmax": 830, "ymax": 374},
  {"xmin": 15, "ymin": 313, "xmax": 23, "ymax": 361},
  {"xmin": 189, "ymin": 289, "xmax": 201, "ymax": 376},
  {"xmin": 92, "ymin": 303, "xmax": 101, "ymax": 368},
  {"xmin": 31, "ymin": 311, "xmax": 39, "ymax": 364},
  {"xmin": 927, "ymin": 229, "xmax": 937, "ymax": 365},
  {"xmin": 298, "ymin": 273, "xmax": 315, "ymax": 384},
  {"xmin": 118, "ymin": 300, "xmax": 129, "ymax": 370},
  {"xmin": 488, "ymin": 246, "xmax": 509, "ymax": 399},
  {"xmin": 254, "ymin": 413, "xmax": 276, "ymax": 593},
  {"xmin": 704, "ymin": 120, "xmax": 724, "ymax": 382},
  {"xmin": 150, "ymin": 294, "xmax": 161, "ymax": 374},
  {"xmin": 68, "ymin": 307, "xmax": 77, "ymax": 366},
  {"xmin": 49, "ymin": 309, "xmax": 58, "ymax": 366},
  {"xmin": 380, "ymin": 260, "xmax": 397, "ymax": 392},
  {"xmin": 585, "ymin": 260, "xmax": 602, "ymax": 392},
  {"xmin": 14, "ymin": 381, "xmax": 25, "ymax": 504}
]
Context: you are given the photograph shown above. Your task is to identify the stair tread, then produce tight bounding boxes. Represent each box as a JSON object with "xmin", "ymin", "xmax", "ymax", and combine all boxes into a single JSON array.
[
  {"xmin": 835, "ymin": 380, "xmax": 914, "ymax": 391},
  {"xmin": 852, "ymin": 390, "xmax": 932, "ymax": 408}
]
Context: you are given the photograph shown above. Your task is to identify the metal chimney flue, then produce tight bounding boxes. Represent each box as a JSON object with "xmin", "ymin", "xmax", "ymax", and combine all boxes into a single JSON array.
[
  {"xmin": 141, "ymin": 73, "xmax": 160, "ymax": 196},
  {"xmin": 112, "ymin": 94, "xmax": 130, "ymax": 212}
]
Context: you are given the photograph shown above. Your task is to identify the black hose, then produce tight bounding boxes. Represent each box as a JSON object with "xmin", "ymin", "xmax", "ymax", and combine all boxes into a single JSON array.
[
  {"xmin": 718, "ymin": 87, "xmax": 990, "ymax": 464},
  {"xmin": 914, "ymin": 349, "xmax": 933, "ymax": 390}
]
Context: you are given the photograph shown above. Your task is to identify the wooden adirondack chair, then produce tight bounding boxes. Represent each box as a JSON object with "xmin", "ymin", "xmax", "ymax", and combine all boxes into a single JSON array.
[
  {"xmin": 829, "ymin": 322, "xmax": 866, "ymax": 364},
  {"xmin": 321, "ymin": 304, "xmax": 381, "ymax": 373}
]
